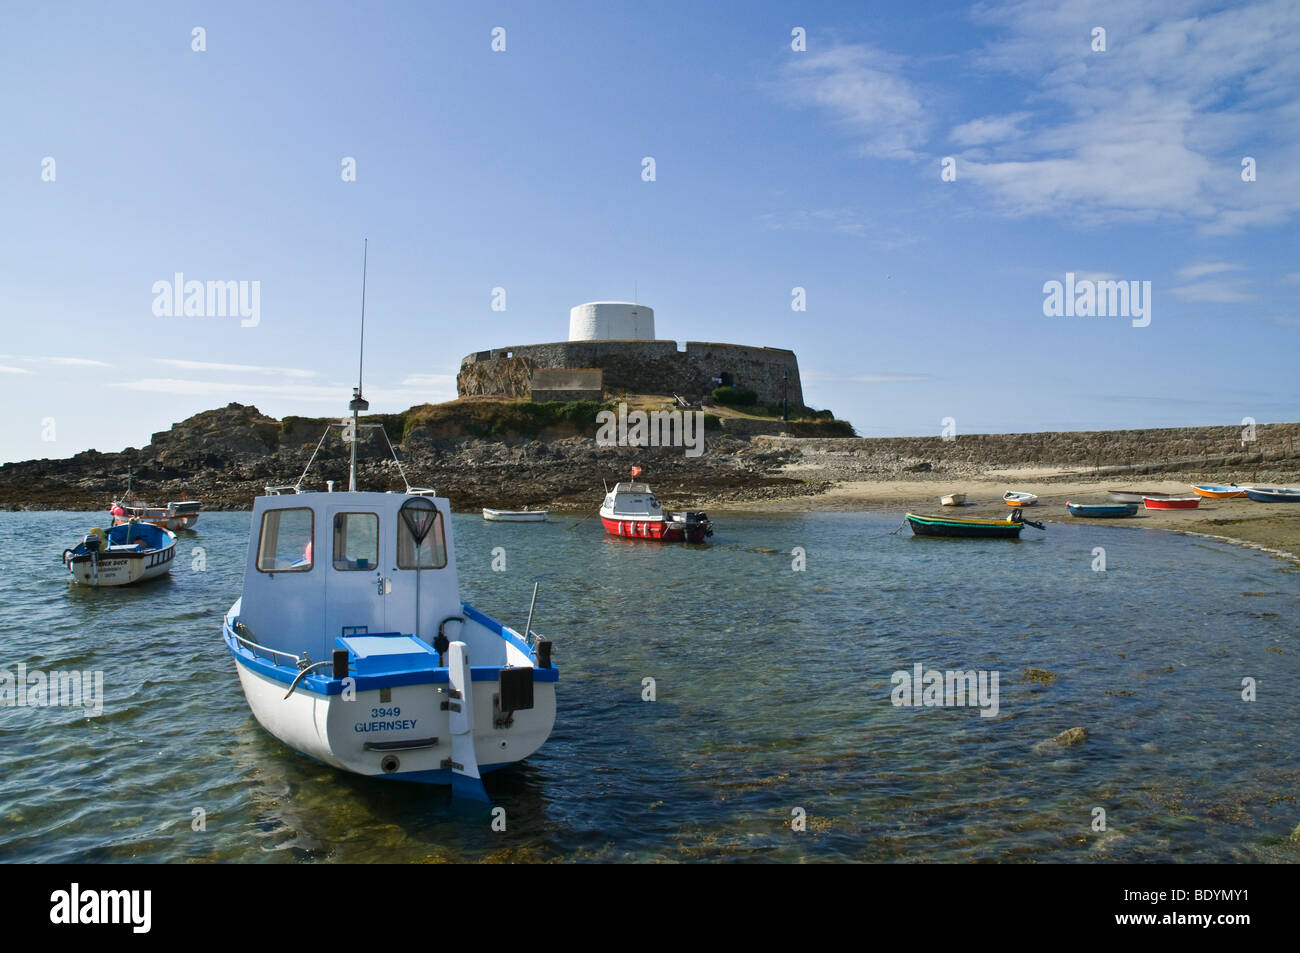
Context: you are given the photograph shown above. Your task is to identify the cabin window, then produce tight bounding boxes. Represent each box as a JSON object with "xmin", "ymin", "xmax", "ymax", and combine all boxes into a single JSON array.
[
  {"xmin": 397, "ymin": 507, "xmax": 447, "ymax": 569},
  {"xmin": 256, "ymin": 508, "xmax": 314, "ymax": 573},
  {"xmin": 333, "ymin": 512, "xmax": 378, "ymax": 570}
]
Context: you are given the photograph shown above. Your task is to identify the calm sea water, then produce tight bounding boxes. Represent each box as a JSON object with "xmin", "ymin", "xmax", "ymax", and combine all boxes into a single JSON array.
[{"xmin": 1, "ymin": 510, "xmax": 1298, "ymax": 863}]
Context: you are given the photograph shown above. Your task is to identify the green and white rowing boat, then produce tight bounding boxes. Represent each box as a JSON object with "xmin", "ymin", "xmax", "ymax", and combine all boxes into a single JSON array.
[{"xmin": 905, "ymin": 511, "xmax": 1041, "ymax": 539}]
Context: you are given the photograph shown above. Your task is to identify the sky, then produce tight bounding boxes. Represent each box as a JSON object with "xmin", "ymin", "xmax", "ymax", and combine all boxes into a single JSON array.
[{"xmin": 2, "ymin": 0, "xmax": 1298, "ymax": 464}]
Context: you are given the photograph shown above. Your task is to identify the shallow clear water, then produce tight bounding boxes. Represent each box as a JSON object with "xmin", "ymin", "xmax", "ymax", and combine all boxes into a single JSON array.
[{"xmin": 1, "ymin": 510, "xmax": 1298, "ymax": 863}]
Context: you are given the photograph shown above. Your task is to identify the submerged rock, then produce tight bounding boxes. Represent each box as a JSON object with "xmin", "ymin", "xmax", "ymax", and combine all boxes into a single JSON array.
[
  {"xmin": 1021, "ymin": 667, "xmax": 1060, "ymax": 685},
  {"xmin": 1033, "ymin": 726, "xmax": 1089, "ymax": 753}
]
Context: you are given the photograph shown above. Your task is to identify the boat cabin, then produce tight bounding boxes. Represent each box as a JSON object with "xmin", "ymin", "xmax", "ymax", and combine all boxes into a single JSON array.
[
  {"xmin": 238, "ymin": 490, "xmax": 463, "ymax": 664},
  {"xmin": 602, "ymin": 481, "xmax": 664, "ymax": 521}
]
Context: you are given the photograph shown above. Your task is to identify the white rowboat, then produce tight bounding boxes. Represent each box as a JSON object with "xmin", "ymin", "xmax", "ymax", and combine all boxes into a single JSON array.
[{"xmin": 482, "ymin": 508, "xmax": 548, "ymax": 522}]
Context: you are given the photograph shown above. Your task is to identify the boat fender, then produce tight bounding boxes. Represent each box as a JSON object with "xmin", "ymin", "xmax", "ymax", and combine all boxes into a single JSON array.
[{"xmin": 332, "ymin": 648, "xmax": 350, "ymax": 680}]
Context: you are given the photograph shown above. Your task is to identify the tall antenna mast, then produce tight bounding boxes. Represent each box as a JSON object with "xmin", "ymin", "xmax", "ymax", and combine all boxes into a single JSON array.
[
  {"xmin": 358, "ymin": 238, "xmax": 368, "ymax": 393},
  {"xmin": 348, "ymin": 239, "xmax": 370, "ymax": 492}
]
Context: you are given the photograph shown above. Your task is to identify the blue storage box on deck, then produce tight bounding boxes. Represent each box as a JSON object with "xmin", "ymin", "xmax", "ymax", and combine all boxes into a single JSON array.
[{"xmin": 336, "ymin": 634, "xmax": 440, "ymax": 676}]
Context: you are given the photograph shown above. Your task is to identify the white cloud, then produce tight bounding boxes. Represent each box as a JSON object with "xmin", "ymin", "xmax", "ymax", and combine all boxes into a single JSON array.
[
  {"xmin": 1176, "ymin": 262, "xmax": 1245, "ymax": 281},
  {"xmin": 1169, "ymin": 281, "xmax": 1253, "ymax": 302},
  {"xmin": 0, "ymin": 354, "xmax": 112, "ymax": 368},
  {"xmin": 950, "ymin": 112, "xmax": 1032, "ymax": 146},
  {"xmin": 42, "ymin": 356, "xmax": 113, "ymax": 367},
  {"xmin": 109, "ymin": 375, "xmax": 456, "ymax": 407},
  {"xmin": 399, "ymin": 373, "xmax": 457, "ymax": 389},
  {"xmin": 783, "ymin": 2, "xmax": 1300, "ymax": 232},
  {"xmin": 756, "ymin": 208, "xmax": 921, "ymax": 247},
  {"xmin": 777, "ymin": 44, "xmax": 930, "ymax": 159},
  {"xmin": 153, "ymin": 358, "xmax": 317, "ymax": 378},
  {"xmin": 0, "ymin": 365, "xmax": 34, "ymax": 375},
  {"xmin": 110, "ymin": 378, "xmax": 342, "ymax": 400},
  {"xmin": 963, "ymin": 0, "xmax": 1300, "ymax": 231},
  {"xmin": 806, "ymin": 370, "xmax": 931, "ymax": 383}
]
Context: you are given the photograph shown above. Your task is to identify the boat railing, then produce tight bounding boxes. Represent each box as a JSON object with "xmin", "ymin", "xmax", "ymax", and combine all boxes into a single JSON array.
[
  {"xmin": 230, "ymin": 627, "xmax": 306, "ymax": 668},
  {"xmin": 263, "ymin": 422, "xmax": 435, "ymax": 497}
]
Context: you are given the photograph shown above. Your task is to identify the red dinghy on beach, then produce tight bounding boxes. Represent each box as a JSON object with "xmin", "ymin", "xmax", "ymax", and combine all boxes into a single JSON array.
[
  {"xmin": 599, "ymin": 467, "xmax": 713, "ymax": 543},
  {"xmin": 1143, "ymin": 496, "xmax": 1201, "ymax": 510}
]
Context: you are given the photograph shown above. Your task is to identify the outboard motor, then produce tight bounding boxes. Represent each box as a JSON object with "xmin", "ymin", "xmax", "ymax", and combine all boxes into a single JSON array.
[{"xmin": 83, "ymin": 533, "xmax": 102, "ymax": 553}]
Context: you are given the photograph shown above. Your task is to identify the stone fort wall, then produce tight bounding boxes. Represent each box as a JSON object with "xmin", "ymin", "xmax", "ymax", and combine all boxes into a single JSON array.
[{"xmin": 457, "ymin": 340, "xmax": 805, "ymax": 408}]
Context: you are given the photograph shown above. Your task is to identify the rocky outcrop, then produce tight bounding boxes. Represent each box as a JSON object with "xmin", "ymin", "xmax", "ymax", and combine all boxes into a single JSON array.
[{"xmin": 0, "ymin": 403, "xmax": 819, "ymax": 512}]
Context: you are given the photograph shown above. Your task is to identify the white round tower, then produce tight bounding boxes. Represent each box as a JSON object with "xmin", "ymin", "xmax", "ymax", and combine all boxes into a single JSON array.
[{"xmin": 568, "ymin": 302, "xmax": 655, "ymax": 341}]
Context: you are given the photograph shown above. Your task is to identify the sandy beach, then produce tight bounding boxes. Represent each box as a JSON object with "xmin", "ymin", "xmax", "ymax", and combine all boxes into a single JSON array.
[{"xmin": 715, "ymin": 476, "xmax": 1300, "ymax": 563}]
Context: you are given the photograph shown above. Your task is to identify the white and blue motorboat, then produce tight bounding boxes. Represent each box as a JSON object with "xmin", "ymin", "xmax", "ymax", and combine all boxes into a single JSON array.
[
  {"xmin": 1244, "ymin": 486, "xmax": 1300, "ymax": 503},
  {"xmin": 222, "ymin": 246, "xmax": 557, "ymax": 800},
  {"xmin": 62, "ymin": 520, "xmax": 176, "ymax": 586}
]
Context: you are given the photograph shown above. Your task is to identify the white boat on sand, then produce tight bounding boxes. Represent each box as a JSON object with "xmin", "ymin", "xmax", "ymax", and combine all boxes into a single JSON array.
[{"xmin": 941, "ymin": 493, "xmax": 966, "ymax": 506}]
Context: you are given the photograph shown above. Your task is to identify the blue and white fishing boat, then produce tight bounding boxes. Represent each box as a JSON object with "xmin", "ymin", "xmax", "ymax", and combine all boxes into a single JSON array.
[
  {"xmin": 62, "ymin": 520, "xmax": 176, "ymax": 586},
  {"xmin": 222, "ymin": 245, "xmax": 558, "ymax": 800},
  {"xmin": 1244, "ymin": 486, "xmax": 1300, "ymax": 503}
]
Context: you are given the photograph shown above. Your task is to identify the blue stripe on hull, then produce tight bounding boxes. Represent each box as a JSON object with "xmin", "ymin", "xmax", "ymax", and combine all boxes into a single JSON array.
[{"xmin": 223, "ymin": 617, "xmax": 558, "ymax": 695}]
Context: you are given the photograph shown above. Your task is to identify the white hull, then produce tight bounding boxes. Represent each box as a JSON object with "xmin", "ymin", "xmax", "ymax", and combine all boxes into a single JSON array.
[
  {"xmin": 68, "ymin": 549, "xmax": 174, "ymax": 586},
  {"xmin": 482, "ymin": 508, "xmax": 548, "ymax": 522},
  {"xmin": 232, "ymin": 652, "xmax": 557, "ymax": 782},
  {"xmin": 941, "ymin": 493, "xmax": 966, "ymax": 506}
]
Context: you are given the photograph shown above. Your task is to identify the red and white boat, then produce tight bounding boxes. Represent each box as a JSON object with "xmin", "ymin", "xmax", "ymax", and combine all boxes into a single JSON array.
[
  {"xmin": 1143, "ymin": 496, "xmax": 1201, "ymax": 510},
  {"xmin": 110, "ymin": 473, "xmax": 202, "ymax": 531},
  {"xmin": 111, "ymin": 498, "xmax": 202, "ymax": 531},
  {"xmin": 599, "ymin": 472, "xmax": 712, "ymax": 543}
]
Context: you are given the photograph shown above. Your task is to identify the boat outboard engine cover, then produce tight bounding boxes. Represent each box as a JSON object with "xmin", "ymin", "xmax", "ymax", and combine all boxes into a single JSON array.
[{"xmin": 1010, "ymin": 508, "xmax": 1023, "ymax": 523}]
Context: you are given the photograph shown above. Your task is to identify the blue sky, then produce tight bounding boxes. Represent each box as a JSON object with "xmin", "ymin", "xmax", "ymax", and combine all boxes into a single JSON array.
[{"xmin": 2, "ymin": 0, "xmax": 1297, "ymax": 464}]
